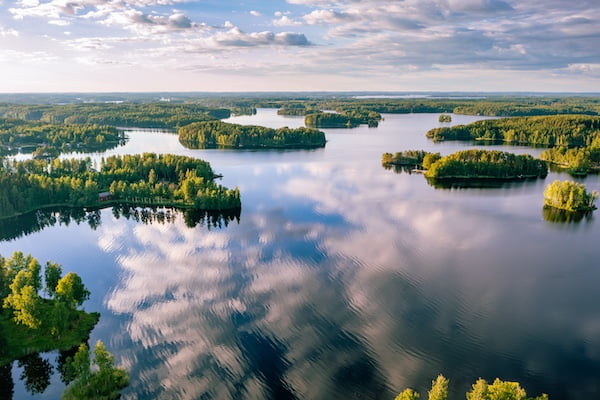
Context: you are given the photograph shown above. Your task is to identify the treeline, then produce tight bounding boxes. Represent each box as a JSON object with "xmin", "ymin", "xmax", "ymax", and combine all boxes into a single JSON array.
[
  {"xmin": 178, "ymin": 120, "xmax": 326, "ymax": 149},
  {"xmin": 262, "ymin": 96, "xmax": 600, "ymax": 117},
  {"xmin": 395, "ymin": 374, "xmax": 548, "ymax": 400},
  {"xmin": 382, "ymin": 149, "xmax": 548, "ymax": 180},
  {"xmin": 426, "ymin": 115, "xmax": 600, "ymax": 174},
  {"xmin": 0, "ymin": 153, "xmax": 241, "ymax": 218},
  {"xmin": 305, "ymin": 109, "xmax": 381, "ymax": 128},
  {"xmin": 0, "ymin": 103, "xmax": 230, "ymax": 129},
  {"xmin": 0, "ymin": 118, "xmax": 125, "ymax": 156}
]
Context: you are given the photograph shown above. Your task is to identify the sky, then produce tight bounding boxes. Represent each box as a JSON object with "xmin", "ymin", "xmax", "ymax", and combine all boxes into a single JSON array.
[{"xmin": 0, "ymin": 0, "xmax": 599, "ymax": 93}]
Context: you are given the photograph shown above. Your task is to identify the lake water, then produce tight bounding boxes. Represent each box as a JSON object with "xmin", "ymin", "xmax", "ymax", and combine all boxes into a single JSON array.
[{"xmin": 2, "ymin": 110, "xmax": 600, "ymax": 399}]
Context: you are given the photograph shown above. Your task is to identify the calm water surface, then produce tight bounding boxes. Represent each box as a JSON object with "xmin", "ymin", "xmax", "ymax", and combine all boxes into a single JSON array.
[{"xmin": 2, "ymin": 110, "xmax": 600, "ymax": 399}]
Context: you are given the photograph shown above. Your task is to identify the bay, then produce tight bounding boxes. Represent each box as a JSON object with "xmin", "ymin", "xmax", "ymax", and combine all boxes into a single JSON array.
[{"xmin": 2, "ymin": 109, "xmax": 599, "ymax": 399}]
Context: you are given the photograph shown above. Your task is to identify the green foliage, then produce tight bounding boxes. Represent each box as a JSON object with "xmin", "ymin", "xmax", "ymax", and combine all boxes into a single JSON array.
[
  {"xmin": 543, "ymin": 180, "xmax": 598, "ymax": 212},
  {"xmin": 304, "ymin": 109, "xmax": 381, "ymax": 128},
  {"xmin": 0, "ymin": 252, "xmax": 99, "ymax": 365},
  {"xmin": 438, "ymin": 114, "xmax": 452, "ymax": 123},
  {"xmin": 424, "ymin": 150, "xmax": 548, "ymax": 180},
  {"xmin": 56, "ymin": 273, "xmax": 90, "ymax": 309},
  {"xmin": 62, "ymin": 340, "xmax": 129, "ymax": 400},
  {"xmin": 44, "ymin": 262, "xmax": 62, "ymax": 297},
  {"xmin": 395, "ymin": 388, "xmax": 420, "ymax": 400},
  {"xmin": 0, "ymin": 118, "xmax": 124, "ymax": 157},
  {"xmin": 427, "ymin": 375, "xmax": 448, "ymax": 400},
  {"xmin": 382, "ymin": 150, "xmax": 431, "ymax": 167},
  {"xmin": 426, "ymin": 115, "xmax": 600, "ymax": 147},
  {"xmin": 0, "ymin": 103, "xmax": 229, "ymax": 129},
  {"xmin": 0, "ymin": 153, "xmax": 241, "ymax": 219},
  {"xmin": 178, "ymin": 120, "xmax": 326, "ymax": 149},
  {"xmin": 397, "ymin": 376, "xmax": 548, "ymax": 400}
]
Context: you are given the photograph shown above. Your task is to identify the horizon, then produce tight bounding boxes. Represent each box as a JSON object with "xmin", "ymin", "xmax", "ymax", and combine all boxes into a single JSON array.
[{"xmin": 1, "ymin": 0, "xmax": 599, "ymax": 93}]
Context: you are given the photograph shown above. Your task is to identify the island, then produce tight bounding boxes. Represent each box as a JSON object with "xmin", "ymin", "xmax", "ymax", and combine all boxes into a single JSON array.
[
  {"xmin": 438, "ymin": 114, "xmax": 452, "ymax": 123},
  {"xmin": 425, "ymin": 115, "xmax": 600, "ymax": 175},
  {"xmin": 0, "ymin": 118, "xmax": 125, "ymax": 157},
  {"xmin": 304, "ymin": 110, "xmax": 381, "ymax": 128},
  {"xmin": 543, "ymin": 180, "xmax": 598, "ymax": 212},
  {"xmin": 178, "ymin": 120, "xmax": 326, "ymax": 149},
  {"xmin": 0, "ymin": 153, "xmax": 241, "ymax": 220},
  {"xmin": 383, "ymin": 149, "xmax": 548, "ymax": 180}
]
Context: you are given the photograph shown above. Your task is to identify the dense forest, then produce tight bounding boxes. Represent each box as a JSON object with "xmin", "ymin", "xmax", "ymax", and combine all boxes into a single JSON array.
[
  {"xmin": 543, "ymin": 180, "xmax": 598, "ymax": 212},
  {"xmin": 425, "ymin": 150, "xmax": 548, "ymax": 179},
  {"xmin": 178, "ymin": 120, "xmax": 326, "ymax": 149},
  {"xmin": 425, "ymin": 115, "xmax": 600, "ymax": 174},
  {"xmin": 0, "ymin": 153, "xmax": 241, "ymax": 219},
  {"xmin": 304, "ymin": 109, "xmax": 381, "ymax": 128},
  {"xmin": 395, "ymin": 375, "xmax": 548, "ymax": 400},
  {"xmin": 383, "ymin": 149, "xmax": 548, "ymax": 180},
  {"xmin": 0, "ymin": 103, "xmax": 230, "ymax": 129},
  {"xmin": 0, "ymin": 118, "xmax": 125, "ymax": 156},
  {"xmin": 267, "ymin": 96, "xmax": 600, "ymax": 117}
]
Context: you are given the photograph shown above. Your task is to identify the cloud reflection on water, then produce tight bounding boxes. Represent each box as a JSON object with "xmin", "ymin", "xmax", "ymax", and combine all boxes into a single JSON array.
[{"xmin": 101, "ymin": 159, "xmax": 600, "ymax": 399}]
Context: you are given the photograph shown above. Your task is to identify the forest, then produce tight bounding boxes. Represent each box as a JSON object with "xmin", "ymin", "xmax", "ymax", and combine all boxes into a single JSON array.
[
  {"xmin": 304, "ymin": 109, "xmax": 381, "ymax": 128},
  {"xmin": 0, "ymin": 103, "xmax": 230, "ymax": 129},
  {"xmin": 178, "ymin": 120, "xmax": 326, "ymax": 148},
  {"xmin": 0, "ymin": 153, "xmax": 241, "ymax": 219},
  {"xmin": 263, "ymin": 96, "xmax": 600, "ymax": 117},
  {"xmin": 0, "ymin": 118, "xmax": 125, "ymax": 156},
  {"xmin": 425, "ymin": 115, "xmax": 600, "ymax": 174},
  {"xmin": 383, "ymin": 149, "xmax": 548, "ymax": 180}
]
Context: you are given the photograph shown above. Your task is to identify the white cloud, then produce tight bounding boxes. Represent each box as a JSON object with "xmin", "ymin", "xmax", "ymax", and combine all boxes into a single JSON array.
[
  {"xmin": 273, "ymin": 15, "xmax": 302, "ymax": 27},
  {"xmin": 249, "ymin": 10, "xmax": 261, "ymax": 17},
  {"xmin": 302, "ymin": 9, "xmax": 355, "ymax": 25},
  {"xmin": 0, "ymin": 25, "xmax": 19, "ymax": 36}
]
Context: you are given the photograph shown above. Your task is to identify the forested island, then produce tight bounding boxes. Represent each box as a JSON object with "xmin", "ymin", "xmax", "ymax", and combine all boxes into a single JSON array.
[
  {"xmin": 304, "ymin": 109, "xmax": 381, "ymax": 128},
  {"xmin": 426, "ymin": 115, "xmax": 600, "ymax": 175},
  {"xmin": 543, "ymin": 180, "xmax": 598, "ymax": 212},
  {"xmin": 438, "ymin": 114, "xmax": 452, "ymax": 123},
  {"xmin": 0, "ymin": 252, "xmax": 129, "ymax": 399},
  {"xmin": 0, "ymin": 153, "xmax": 241, "ymax": 220},
  {"xmin": 178, "ymin": 120, "xmax": 326, "ymax": 149},
  {"xmin": 0, "ymin": 118, "xmax": 125, "ymax": 157},
  {"xmin": 0, "ymin": 103, "xmax": 230, "ymax": 129},
  {"xmin": 395, "ymin": 375, "xmax": 548, "ymax": 400},
  {"xmin": 382, "ymin": 149, "xmax": 548, "ymax": 180}
]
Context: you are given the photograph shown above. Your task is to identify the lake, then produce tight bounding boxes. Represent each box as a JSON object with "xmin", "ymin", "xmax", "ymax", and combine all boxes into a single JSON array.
[{"xmin": 2, "ymin": 109, "xmax": 600, "ymax": 399}]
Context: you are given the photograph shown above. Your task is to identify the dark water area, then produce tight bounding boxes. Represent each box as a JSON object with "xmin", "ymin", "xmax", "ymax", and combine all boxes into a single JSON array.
[{"xmin": 2, "ymin": 110, "xmax": 600, "ymax": 399}]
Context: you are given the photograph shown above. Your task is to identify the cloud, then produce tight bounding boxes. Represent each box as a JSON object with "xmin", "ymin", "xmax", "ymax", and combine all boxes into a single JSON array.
[
  {"xmin": 0, "ymin": 25, "xmax": 19, "ymax": 36},
  {"xmin": 249, "ymin": 10, "xmax": 261, "ymax": 17},
  {"xmin": 212, "ymin": 27, "xmax": 311, "ymax": 47},
  {"xmin": 302, "ymin": 9, "xmax": 356, "ymax": 25},
  {"xmin": 272, "ymin": 15, "xmax": 302, "ymax": 27}
]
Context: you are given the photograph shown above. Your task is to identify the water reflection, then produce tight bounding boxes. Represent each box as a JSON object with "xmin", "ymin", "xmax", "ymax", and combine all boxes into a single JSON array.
[
  {"xmin": 542, "ymin": 207, "xmax": 594, "ymax": 224},
  {"xmin": 0, "ymin": 206, "xmax": 240, "ymax": 242},
  {"xmin": 100, "ymin": 158, "xmax": 600, "ymax": 399}
]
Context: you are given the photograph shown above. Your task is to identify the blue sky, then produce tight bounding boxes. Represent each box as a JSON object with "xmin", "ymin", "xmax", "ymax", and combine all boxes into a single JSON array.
[{"xmin": 0, "ymin": 0, "xmax": 599, "ymax": 92}]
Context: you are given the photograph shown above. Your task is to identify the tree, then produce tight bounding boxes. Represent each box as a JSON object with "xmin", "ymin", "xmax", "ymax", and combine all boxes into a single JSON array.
[
  {"xmin": 3, "ymin": 270, "xmax": 42, "ymax": 329},
  {"xmin": 395, "ymin": 388, "xmax": 420, "ymax": 400},
  {"xmin": 44, "ymin": 261, "xmax": 62, "ymax": 297},
  {"xmin": 428, "ymin": 375, "xmax": 448, "ymax": 400},
  {"xmin": 56, "ymin": 272, "xmax": 90, "ymax": 309},
  {"xmin": 62, "ymin": 341, "xmax": 129, "ymax": 400}
]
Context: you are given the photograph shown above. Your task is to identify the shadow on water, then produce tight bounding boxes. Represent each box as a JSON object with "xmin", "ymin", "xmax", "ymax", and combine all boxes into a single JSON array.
[
  {"xmin": 0, "ymin": 206, "xmax": 241, "ymax": 242},
  {"xmin": 542, "ymin": 206, "xmax": 594, "ymax": 224}
]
